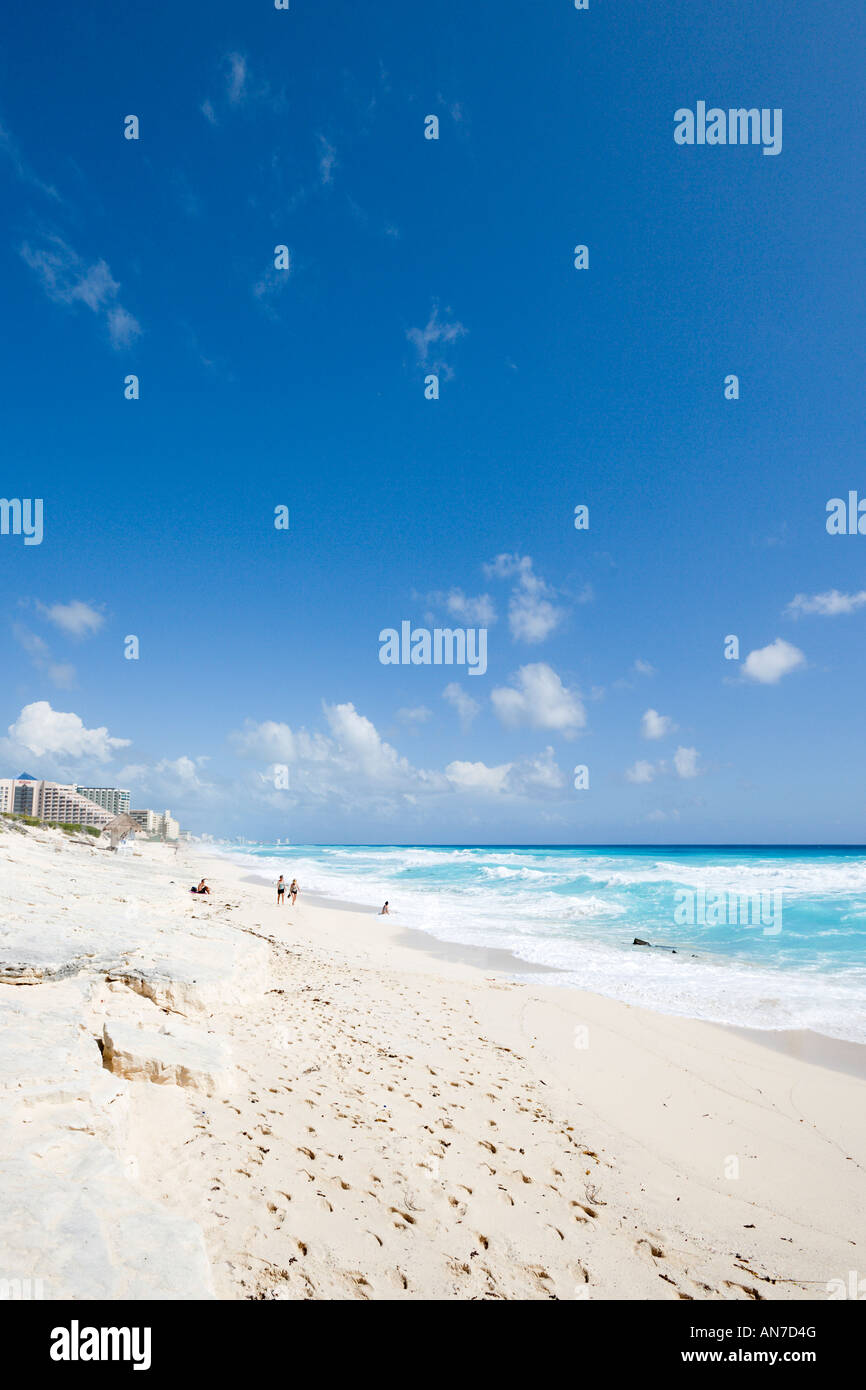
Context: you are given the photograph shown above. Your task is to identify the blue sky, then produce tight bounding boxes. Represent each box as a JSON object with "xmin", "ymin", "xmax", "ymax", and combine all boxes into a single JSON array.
[{"xmin": 1, "ymin": 0, "xmax": 864, "ymax": 842}]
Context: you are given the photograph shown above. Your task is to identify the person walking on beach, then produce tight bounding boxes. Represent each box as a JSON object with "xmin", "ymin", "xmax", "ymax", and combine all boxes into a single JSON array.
[
  {"xmin": 276, "ymin": 874, "xmax": 286, "ymax": 906},
  {"xmin": 289, "ymin": 878, "xmax": 299, "ymax": 907}
]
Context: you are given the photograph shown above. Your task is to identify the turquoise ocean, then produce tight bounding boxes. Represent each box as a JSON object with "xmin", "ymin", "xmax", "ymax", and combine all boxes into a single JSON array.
[{"xmin": 220, "ymin": 844, "xmax": 866, "ymax": 1044}]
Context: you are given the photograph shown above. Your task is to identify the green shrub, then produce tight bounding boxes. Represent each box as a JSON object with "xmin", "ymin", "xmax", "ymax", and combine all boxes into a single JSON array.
[{"xmin": 0, "ymin": 814, "xmax": 100, "ymax": 836}]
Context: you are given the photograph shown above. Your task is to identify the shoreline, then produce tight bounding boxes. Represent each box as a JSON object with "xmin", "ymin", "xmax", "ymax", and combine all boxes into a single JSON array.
[
  {"xmin": 241, "ymin": 875, "xmax": 565, "ymax": 978},
  {"xmin": 228, "ymin": 853, "xmax": 866, "ymax": 1077}
]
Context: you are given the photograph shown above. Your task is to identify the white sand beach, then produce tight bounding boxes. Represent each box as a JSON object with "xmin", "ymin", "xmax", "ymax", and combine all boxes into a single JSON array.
[{"xmin": 1, "ymin": 821, "xmax": 863, "ymax": 1301}]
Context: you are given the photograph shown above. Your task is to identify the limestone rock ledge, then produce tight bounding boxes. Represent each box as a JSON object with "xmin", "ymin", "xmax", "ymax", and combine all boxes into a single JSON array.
[
  {"xmin": 0, "ymin": 828, "xmax": 268, "ymax": 1299},
  {"xmin": 101, "ymin": 1018, "xmax": 232, "ymax": 1096},
  {"xmin": 0, "ymin": 985, "xmax": 216, "ymax": 1298}
]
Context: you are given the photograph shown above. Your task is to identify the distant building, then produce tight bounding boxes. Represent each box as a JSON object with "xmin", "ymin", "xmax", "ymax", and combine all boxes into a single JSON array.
[
  {"xmin": 130, "ymin": 807, "xmax": 180, "ymax": 842},
  {"xmin": 0, "ymin": 776, "xmax": 112, "ymax": 828},
  {"xmin": 76, "ymin": 786, "xmax": 131, "ymax": 816}
]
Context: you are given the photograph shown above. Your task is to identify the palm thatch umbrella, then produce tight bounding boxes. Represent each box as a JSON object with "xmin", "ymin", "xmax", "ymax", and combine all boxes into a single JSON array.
[{"xmin": 102, "ymin": 813, "xmax": 139, "ymax": 849}]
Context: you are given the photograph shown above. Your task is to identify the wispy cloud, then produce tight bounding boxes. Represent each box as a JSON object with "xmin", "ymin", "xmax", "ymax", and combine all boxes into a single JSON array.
[
  {"xmin": 225, "ymin": 52, "xmax": 249, "ymax": 105},
  {"xmin": 423, "ymin": 587, "xmax": 496, "ymax": 625},
  {"xmin": 252, "ymin": 250, "xmax": 292, "ymax": 313},
  {"xmin": 626, "ymin": 747, "xmax": 701, "ymax": 783},
  {"xmin": 12, "ymin": 626, "xmax": 75, "ymax": 689},
  {"xmin": 317, "ymin": 135, "xmax": 338, "ymax": 186},
  {"xmin": 201, "ymin": 52, "xmax": 286, "ymax": 123},
  {"xmin": 406, "ymin": 301, "xmax": 467, "ymax": 375},
  {"xmin": 626, "ymin": 759, "xmax": 656, "ymax": 784},
  {"xmin": 20, "ymin": 235, "xmax": 141, "ymax": 349},
  {"xmin": 786, "ymin": 589, "xmax": 866, "ymax": 618},
  {"xmin": 35, "ymin": 599, "xmax": 105, "ymax": 638},
  {"xmin": 396, "ymin": 705, "xmax": 432, "ymax": 726},
  {"xmin": 0, "ymin": 117, "xmax": 60, "ymax": 199},
  {"xmin": 443, "ymin": 682, "xmax": 480, "ymax": 731},
  {"xmin": 673, "ymin": 746, "xmax": 700, "ymax": 779}
]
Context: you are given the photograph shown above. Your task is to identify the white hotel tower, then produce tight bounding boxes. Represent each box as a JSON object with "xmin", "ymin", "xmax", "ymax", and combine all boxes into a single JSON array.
[
  {"xmin": 0, "ymin": 775, "xmax": 113, "ymax": 828},
  {"xmin": 75, "ymin": 785, "xmax": 131, "ymax": 816}
]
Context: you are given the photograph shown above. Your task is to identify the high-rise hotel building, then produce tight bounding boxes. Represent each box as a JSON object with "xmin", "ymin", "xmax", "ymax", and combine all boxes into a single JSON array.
[
  {"xmin": 0, "ymin": 776, "xmax": 113, "ymax": 828},
  {"xmin": 130, "ymin": 808, "xmax": 180, "ymax": 841},
  {"xmin": 76, "ymin": 786, "xmax": 131, "ymax": 816}
]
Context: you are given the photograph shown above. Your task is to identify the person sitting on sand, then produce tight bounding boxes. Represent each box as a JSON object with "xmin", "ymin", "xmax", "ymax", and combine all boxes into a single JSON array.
[
  {"xmin": 276, "ymin": 874, "xmax": 286, "ymax": 905},
  {"xmin": 190, "ymin": 878, "xmax": 210, "ymax": 895},
  {"xmin": 380, "ymin": 901, "xmax": 390, "ymax": 915},
  {"xmin": 289, "ymin": 878, "xmax": 299, "ymax": 907}
]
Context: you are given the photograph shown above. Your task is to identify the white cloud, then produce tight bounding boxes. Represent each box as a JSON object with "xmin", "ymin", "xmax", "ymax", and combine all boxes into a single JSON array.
[
  {"xmin": 786, "ymin": 590, "xmax": 866, "ymax": 618},
  {"xmin": 231, "ymin": 719, "xmax": 332, "ymax": 768},
  {"xmin": 231, "ymin": 703, "xmax": 569, "ymax": 812},
  {"xmin": 483, "ymin": 553, "xmax": 565, "ymax": 644},
  {"xmin": 20, "ymin": 235, "xmax": 141, "ymax": 349},
  {"xmin": 673, "ymin": 746, "xmax": 700, "ymax": 779},
  {"xmin": 396, "ymin": 705, "xmax": 432, "ymax": 725},
  {"xmin": 634, "ymin": 658, "xmax": 655, "ymax": 676},
  {"xmin": 114, "ymin": 755, "xmax": 215, "ymax": 808},
  {"xmin": 641, "ymin": 708, "xmax": 676, "ymax": 740},
  {"xmin": 36, "ymin": 599, "xmax": 104, "ymax": 638},
  {"xmin": 406, "ymin": 302, "xmax": 467, "ymax": 367},
  {"xmin": 743, "ymin": 638, "xmax": 805, "ymax": 685},
  {"xmin": 107, "ymin": 306, "xmax": 141, "ymax": 349},
  {"xmin": 491, "ymin": 663, "xmax": 585, "ymax": 736},
  {"xmin": 422, "ymin": 588, "xmax": 496, "ymax": 625},
  {"xmin": 443, "ymin": 682, "xmax": 480, "ymax": 731},
  {"xmin": 445, "ymin": 760, "xmax": 512, "ymax": 795},
  {"xmin": 154, "ymin": 755, "xmax": 207, "ymax": 787},
  {"xmin": 513, "ymin": 746, "xmax": 566, "ymax": 792},
  {"xmin": 443, "ymin": 589, "xmax": 496, "ymax": 624},
  {"xmin": 445, "ymin": 747, "xmax": 565, "ymax": 798},
  {"xmin": 626, "ymin": 760, "xmax": 656, "ymax": 784},
  {"xmin": 508, "ymin": 588, "xmax": 562, "ymax": 644},
  {"xmin": 323, "ymin": 701, "xmax": 415, "ymax": 788},
  {"xmin": 4, "ymin": 702, "xmax": 130, "ymax": 763},
  {"xmin": 483, "ymin": 554, "xmax": 530, "ymax": 582}
]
